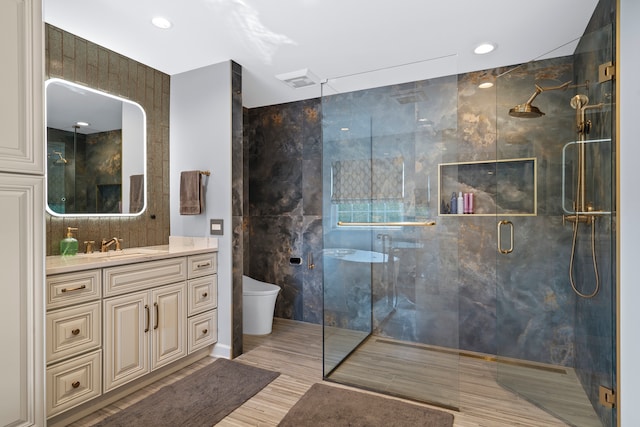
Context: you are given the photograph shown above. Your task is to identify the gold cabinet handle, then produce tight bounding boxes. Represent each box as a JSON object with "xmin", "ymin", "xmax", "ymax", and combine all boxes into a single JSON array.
[
  {"xmin": 202, "ymin": 292, "xmax": 208, "ymax": 298},
  {"xmin": 196, "ymin": 262, "xmax": 211, "ymax": 268},
  {"xmin": 154, "ymin": 302, "xmax": 159, "ymax": 330},
  {"xmin": 61, "ymin": 285, "xmax": 86, "ymax": 293},
  {"xmin": 308, "ymin": 253, "xmax": 315, "ymax": 270},
  {"xmin": 71, "ymin": 329, "xmax": 80, "ymax": 336},
  {"xmin": 72, "ymin": 381, "xmax": 80, "ymax": 388},
  {"xmin": 202, "ymin": 329, "xmax": 208, "ymax": 335},
  {"xmin": 144, "ymin": 304, "xmax": 150, "ymax": 333},
  {"xmin": 497, "ymin": 220, "xmax": 514, "ymax": 254}
]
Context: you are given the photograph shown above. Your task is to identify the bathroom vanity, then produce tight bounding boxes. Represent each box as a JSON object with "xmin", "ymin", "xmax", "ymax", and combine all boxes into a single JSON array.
[{"xmin": 45, "ymin": 238, "xmax": 218, "ymax": 423}]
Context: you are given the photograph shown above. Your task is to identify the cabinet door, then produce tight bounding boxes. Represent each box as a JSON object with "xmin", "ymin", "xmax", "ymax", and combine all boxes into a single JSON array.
[
  {"xmin": 103, "ymin": 292, "xmax": 150, "ymax": 392},
  {"xmin": 0, "ymin": 0, "xmax": 43, "ymax": 174},
  {"xmin": 152, "ymin": 283, "xmax": 187, "ymax": 370},
  {"xmin": 0, "ymin": 173, "xmax": 44, "ymax": 426}
]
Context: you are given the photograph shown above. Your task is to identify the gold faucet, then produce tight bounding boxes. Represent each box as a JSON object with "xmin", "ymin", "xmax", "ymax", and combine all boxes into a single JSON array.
[{"xmin": 101, "ymin": 237, "xmax": 122, "ymax": 252}]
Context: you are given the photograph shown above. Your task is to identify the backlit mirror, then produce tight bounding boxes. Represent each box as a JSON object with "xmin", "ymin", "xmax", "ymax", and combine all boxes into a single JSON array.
[{"xmin": 45, "ymin": 78, "xmax": 147, "ymax": 216}]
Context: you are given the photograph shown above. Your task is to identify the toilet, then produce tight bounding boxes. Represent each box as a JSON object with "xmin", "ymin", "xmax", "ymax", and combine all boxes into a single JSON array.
[{"xmin": 242, "ymin": 275, "xmax": 281, "ymax": 335}]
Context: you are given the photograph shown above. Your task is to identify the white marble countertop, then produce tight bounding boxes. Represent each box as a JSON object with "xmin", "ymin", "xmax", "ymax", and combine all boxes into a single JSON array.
[{"xmin": 46, "ymin": 236, "xmax": 218, "ymax": 276}]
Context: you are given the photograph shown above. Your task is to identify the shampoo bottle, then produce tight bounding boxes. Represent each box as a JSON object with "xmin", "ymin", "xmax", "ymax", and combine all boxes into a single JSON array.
[
  {"xmin": 450, "ymin": 192, "xmax": 457, "ymax": 215},
  {"xmin": 60, "ymin": 227, "xmax": 79, "ymax": 256},
  {"xmin": 457, "ymin": 192, "xmax": 464, "ymax": 214}
]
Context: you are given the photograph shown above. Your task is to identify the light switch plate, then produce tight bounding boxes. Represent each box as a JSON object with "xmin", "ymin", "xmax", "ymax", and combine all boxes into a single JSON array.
[{"xmin": 210, "ymin": 219, "xmax": 223, "ymax": 235}]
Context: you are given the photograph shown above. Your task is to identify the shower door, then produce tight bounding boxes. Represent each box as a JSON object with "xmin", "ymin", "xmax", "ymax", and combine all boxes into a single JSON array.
[
  {"xmin": 495, "ymin": 23, "xmax": 616, "ymax": 427},
  {"xmin": 321, "ymin": 57, "xmax": 461, "ymax": 410}
]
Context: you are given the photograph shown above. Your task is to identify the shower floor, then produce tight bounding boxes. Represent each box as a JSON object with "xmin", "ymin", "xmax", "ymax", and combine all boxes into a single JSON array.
[{"xmin": 326, "ymin": 332, "xmax": 601, "ymax": 427}]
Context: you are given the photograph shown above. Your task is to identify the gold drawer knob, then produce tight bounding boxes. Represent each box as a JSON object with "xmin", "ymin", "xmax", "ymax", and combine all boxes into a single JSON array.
[
  {"xmin": 202, "ymin": 292, "xmax": 208, "ymax": 298},
  {"xmin": 202, "ymin": 329, "xmax": 208, "ymax": 335},
  {"xmin": 71, "ymin": 329, "xmax": 80, "ymax": 336},
  {"xmin": 72, "ymin": 381, "xmax": 80, "ymax": 388}
]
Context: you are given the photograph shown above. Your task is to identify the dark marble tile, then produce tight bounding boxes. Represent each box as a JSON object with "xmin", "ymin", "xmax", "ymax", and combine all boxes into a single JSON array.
[{"xmin": 232, "ymin": 216, "xmax": 244, "ymax": 357}]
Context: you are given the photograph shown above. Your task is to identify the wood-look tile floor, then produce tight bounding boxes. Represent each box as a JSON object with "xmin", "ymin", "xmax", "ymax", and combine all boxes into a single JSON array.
[{"xmin": 71, "ymin": 318, "xmax": 600, "ymax": 426}]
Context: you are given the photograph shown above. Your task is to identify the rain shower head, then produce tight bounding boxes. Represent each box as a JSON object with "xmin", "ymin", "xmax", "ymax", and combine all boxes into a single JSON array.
[
  {"xmin": 508, "ymin": 103, "xmax": 545, "ymax": 118},
  {"xmin": 50, "ymin": 151, "xmax": 68, "ymax": 165},
  {"xmin": 509, "ymin": 81, "xmax": 573, "ymax": 119}
]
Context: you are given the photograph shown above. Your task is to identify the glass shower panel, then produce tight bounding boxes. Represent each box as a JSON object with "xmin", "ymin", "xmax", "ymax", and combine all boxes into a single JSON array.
[
  {"xmin": 322, "ymin": 55, "xmax": 461, "ymax": 410},
  {"xmin": 322, "ymin": 90, "xmax": 374, "ymax": 375},
  {"xmin": 495, "ymin": 23, "xmax": 615, "ymax": 427}
]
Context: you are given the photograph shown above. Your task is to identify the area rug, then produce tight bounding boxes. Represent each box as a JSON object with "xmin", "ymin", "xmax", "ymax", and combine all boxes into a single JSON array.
[
  {"xmin": 278, "ymin": 383, "xmax": 454, "ymax": 427},
  {"xmin": 94, "ymin": 358, "xmax": 279, "ymax": 427}
]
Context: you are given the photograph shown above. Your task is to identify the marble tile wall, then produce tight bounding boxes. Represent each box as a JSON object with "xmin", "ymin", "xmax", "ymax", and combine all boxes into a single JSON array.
[
  {"xmin": 244, "ymin": 99, "xmax": 323, "ymax": 324},
  {"xmin": 230, "ymin": 61, "xmax": 244, "ymax": 358},
  {"xmin": 45, "ymin": 25, "xmax": 170, "ymax": 254},
  {"xmin": 246, "ymin": 53, "xmax": 613, "ymax": 369}
]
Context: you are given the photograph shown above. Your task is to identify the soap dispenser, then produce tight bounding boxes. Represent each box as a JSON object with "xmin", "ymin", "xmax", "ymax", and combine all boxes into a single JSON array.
[{"xmin": 60, "ymin": 227, "xmax": 79, "ymax": 256}]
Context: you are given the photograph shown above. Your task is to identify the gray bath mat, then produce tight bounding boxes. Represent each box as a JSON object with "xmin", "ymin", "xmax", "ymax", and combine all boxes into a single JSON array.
[
  {"xmin": 278, "ymin": 382, "xmax": 454, "ymax": 427},
  {"xmin": 94, "ymin": 358, "xmax": 279, "ymax": 426}
]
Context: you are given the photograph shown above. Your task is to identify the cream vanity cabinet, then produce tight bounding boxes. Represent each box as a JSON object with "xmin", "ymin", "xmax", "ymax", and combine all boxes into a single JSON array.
[
  {"xmin": 103, "ymin": 258, "xmax": 188, "ymax": 392},
  {"xmin": 45, "ymin": 248, "xmax": 218, "ymax": 421},
  {"xmin": 0, "ymin": 0, "xmax": 45, "ymax": 425},
  {"xmin": 186, "ymin": 253, "xmax": 218, "ymax": 352},
  {"xmin": 45, "ymin": 269, "xmax": 102, "ymax": 418}
]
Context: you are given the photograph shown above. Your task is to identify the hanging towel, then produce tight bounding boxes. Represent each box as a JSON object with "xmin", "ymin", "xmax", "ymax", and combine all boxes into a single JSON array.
[
  {"xmin": 180, "ymin": 170, "xmax": 204, "ymax": 215},
  {"xmin": 129, "ymin": 174, "xmax": 144, "ymax": 213}
]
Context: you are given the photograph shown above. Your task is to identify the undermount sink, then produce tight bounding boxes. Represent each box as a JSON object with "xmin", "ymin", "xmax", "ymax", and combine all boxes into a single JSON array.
[{"xmin": 77, "ymin": 248, "xmax": 166, "ymax": 259}]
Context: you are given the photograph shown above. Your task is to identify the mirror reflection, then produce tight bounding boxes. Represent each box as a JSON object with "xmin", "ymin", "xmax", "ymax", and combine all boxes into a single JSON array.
[{"xmin": 45, "ymin": 78, "xmax": 146, "ymax": 216}]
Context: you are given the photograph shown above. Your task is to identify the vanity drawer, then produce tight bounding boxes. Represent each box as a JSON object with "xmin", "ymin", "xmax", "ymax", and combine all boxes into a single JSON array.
[
  {"xmin": 103, "ymin": 257, "xmax": 187, "ymax": 297},
  {"xmin": 187, "ymin": 274, "xmax": 217, "ymax": 316},
  {"xmin": 47, "ymin": 301, "xmax": 101, "ymax": 364},
  {"xmin": 47, "ymin": 269, "xmax": 101, "ymax": 310},
  {"xmin": 187, "ymin": 253, "xmax": 217, "ymax": 279},
  {"xmin": 46, "ymin": 349, "xmax": 102, "ymax": 418},
  {"xmin": 187, "ymin": 309, "xmax": 217, "ymax": 353}
]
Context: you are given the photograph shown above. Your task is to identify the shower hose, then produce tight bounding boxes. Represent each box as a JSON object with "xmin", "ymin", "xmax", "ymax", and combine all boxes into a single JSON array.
[{"xmin": 569, "ymin": 216, "xmax": 600, "ymax": 298}]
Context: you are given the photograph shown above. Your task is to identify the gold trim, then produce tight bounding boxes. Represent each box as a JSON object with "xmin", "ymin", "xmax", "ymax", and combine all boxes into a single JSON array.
[
  {"xmin": 615, "ymin": 0, "xmax": 621, "ymax": 422},
  {"xmin": 374, "ymin": 338, "xmax": 568, "ymax": 374},
  {"xmin": 337, "ymin": 221, "xmax": 436, "ymax": 227},
  {"xmin": 437, "ymin": 157, "xmax": 537, "ymax": 217}
]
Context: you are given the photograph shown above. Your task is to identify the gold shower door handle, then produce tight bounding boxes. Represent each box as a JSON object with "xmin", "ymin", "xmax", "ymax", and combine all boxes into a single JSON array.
[{"xmin": 497, "ymin": 220, "xmax": 514, "ymax": 254}]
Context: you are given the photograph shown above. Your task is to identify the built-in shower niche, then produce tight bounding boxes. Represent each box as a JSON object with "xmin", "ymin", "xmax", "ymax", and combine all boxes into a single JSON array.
[{"xmin": 438, "ymin": 158, "xmax": 537, "ymax": 216}]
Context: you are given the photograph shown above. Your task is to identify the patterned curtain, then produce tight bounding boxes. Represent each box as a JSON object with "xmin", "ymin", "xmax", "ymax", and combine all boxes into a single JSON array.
[{"xmin": 331, "ymin": 157, "xmax": 404, "ymax": 203}]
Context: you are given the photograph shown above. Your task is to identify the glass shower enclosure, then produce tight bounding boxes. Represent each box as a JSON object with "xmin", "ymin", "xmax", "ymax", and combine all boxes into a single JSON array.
[
  {"xmin": 321, "ymin": 56, "xmax": 461, "ymax": 410},
  {"xmin": 321, "ymin": 19, "xmax": 616, "ymax": 427},
  {"xmin": 495, "ymin": 23, "xmax": 616, "ymax": 427}
]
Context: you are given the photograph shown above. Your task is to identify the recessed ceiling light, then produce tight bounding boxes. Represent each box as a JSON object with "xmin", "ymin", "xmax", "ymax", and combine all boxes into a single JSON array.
[
  {"xmin": 340, "ymin": 127, "xmax": 349, "ymax": 131},
  {"xmin": 474, "ymin": 43, "xmax": 496, "ymax": 55},
  {"xmin": 152, "ymin": 16, "xmax": 172, "ymax": 29},
  {"xmin": 478, "ymin": 82, "xmax": 494, "ymax": 89}
]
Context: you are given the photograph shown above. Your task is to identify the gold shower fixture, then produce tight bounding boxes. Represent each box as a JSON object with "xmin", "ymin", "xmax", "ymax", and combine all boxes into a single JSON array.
[{"xmin": 508, "ymin": 81, "xmax": 589, "ymax": 118}]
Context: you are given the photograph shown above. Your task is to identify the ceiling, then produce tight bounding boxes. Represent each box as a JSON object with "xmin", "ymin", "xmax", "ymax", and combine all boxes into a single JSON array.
[{"xmin": 44, "ymin": 0, "xmax": 600, "ymax": 108}]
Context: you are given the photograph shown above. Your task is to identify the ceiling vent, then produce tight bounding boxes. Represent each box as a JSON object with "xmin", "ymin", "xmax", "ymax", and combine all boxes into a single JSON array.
[{"xmin": 276, "ymin": 68, "xmax": 320, "ymax": 89}]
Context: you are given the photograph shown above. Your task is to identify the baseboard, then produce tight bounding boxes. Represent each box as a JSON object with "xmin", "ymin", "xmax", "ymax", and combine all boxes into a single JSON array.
[{"xmin": 211, "ymin": 342, "xmax": 231, "ymax": 359}]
